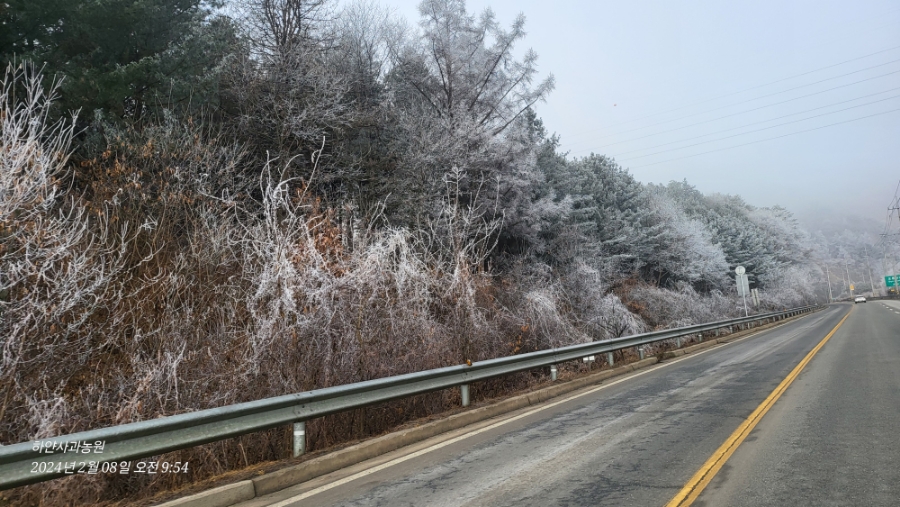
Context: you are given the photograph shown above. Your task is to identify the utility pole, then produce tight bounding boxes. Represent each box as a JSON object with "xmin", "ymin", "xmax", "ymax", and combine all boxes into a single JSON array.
[
  {"xmin": 864, "ymin": 245, "xmax": 876, "ymax": 296},
  {"xmin": 825, "ymin": 265, "xmax": 834, "ymax": 303},
  {"xmin": 846, "ymin": 261, "xmax": 854, "ymax": 297},
  {"xmin": 895, "ymin": 246, "xmax": 900, "ymax": 282},
  {"xmin": 840, "ymin": 264, "xmax": 848, "ymax": 297}
]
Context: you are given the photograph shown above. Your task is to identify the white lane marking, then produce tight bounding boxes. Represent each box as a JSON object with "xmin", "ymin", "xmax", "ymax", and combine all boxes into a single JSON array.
[
  {"xmin": 265, "ymin": 309, "xmax": 837, "ymax": 506},
  {"xmin": 269, "ymin": 366, "xmax": 673, "ymax": 506}
]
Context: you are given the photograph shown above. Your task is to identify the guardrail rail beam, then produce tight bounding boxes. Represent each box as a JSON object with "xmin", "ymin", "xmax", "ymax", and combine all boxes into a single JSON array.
[{"xmin": 0, "ymin": 305, "xmax": 821, "ymax": 490}]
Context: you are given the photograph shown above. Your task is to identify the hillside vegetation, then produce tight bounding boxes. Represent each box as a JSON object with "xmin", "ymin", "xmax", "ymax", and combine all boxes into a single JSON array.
[{"xmin": 0, "ymin": 0, "xmax": 871, "ymax": 504}]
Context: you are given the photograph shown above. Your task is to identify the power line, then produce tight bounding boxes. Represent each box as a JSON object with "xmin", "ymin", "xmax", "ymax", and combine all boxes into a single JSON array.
[
  {"xmin": 563, "ymin": 46, "xmax": 900, "ymax": 142},
  {"xmin": 621, "ymin": 107, "xmax": 900, "ymax": 168},
  {"xmin": 570, "ymin": 86, "xmax": 900, "ymax": 155},
  {"xmin": 610, "ymin": 93, "xmax": 900, "ymax": 160},
  {"xmin": 565, "ymin": 59, "xmax": 900, "ymax": 147}
]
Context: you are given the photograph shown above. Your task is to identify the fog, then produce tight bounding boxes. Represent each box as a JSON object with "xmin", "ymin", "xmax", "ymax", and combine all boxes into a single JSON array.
[{"xmin": 381, "ymin": 0, "xmax": 900, "ymax": 226}]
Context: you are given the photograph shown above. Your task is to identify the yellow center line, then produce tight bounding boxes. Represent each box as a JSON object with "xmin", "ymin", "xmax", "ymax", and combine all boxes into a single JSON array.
[{"xmin": 665, "ymin": 306, "xmax": 853, "ymax": 507}]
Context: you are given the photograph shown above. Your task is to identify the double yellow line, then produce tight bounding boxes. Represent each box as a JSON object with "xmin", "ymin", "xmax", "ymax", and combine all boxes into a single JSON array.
[{"xmin": 665, "ymin": 307, "xmax": 852, "ymax": 507}]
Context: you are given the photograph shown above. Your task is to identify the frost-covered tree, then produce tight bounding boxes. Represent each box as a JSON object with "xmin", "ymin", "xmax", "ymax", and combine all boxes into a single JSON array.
[
  {"xmin": 0, "ymin": 0, "xmax": 236, "ymax": 121},
  {"xmin": 395, "ymin": 0, "xmax": 554, "ymax": 135},
  {"xmin": 804, "ymin": 213, "xmax": 885, "ymax": 298},
  {"xmin": 0, "ymin": 3, "xmax": 847, "ymax": 505},
  {"xmin": 380, "ymin": 0, "xmax": 555, "ymax": 234},
  {"xmin": 661, "ymin": 181, "xmax": 814, "ymax": 292},
  {"xmin": 550, "ymin": 154, "xmax": 658, "ymax": 277},
  {"xmin": 643, "ymin": 187, "xmax": 729, "ymax": 289},
  {"xmin": 222, "ymin": 0, "xmax": 360, "ymax": 200}
]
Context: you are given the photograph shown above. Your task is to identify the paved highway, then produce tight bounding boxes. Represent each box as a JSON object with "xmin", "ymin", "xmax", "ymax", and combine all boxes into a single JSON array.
[
  {"xmin": 235, "ymin": 303, "xmax": 898, "ymax": 507},
  {"xmin": 694, "ymin": 300, "xmax": 900, "ymax": 506}
]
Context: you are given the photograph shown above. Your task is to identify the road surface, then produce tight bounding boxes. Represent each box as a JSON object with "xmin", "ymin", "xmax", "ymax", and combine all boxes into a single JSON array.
[
  {"xmin": 234, "ymin": 302, "xmax": 898, "ymax": 507},
  {"xmin": 695, "ymin": 300, "xmax": 900, "ymax": 506}
]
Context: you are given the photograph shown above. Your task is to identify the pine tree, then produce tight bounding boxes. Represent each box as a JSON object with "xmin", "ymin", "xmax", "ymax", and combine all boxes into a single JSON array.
[{"xmin": 1, "ymin": 0, "xmax": 236, "ymax": 121}]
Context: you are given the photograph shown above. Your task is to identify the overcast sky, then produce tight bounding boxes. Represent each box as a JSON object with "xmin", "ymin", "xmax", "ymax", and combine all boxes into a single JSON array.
[{"xmin": 376, "ymin": 0, "xmax": 900, "ymax": 227}]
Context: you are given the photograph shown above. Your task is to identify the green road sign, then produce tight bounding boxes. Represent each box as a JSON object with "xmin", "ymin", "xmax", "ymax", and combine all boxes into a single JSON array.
[{"xmin": 886, "ymin": 275, "xmax": 896, "ymax": 287}]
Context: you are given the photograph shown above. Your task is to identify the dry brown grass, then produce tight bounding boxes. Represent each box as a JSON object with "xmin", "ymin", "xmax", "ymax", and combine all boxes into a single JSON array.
[{"xmin": 0, "ymin": 65, "xmax": 772, "ymax": 507}]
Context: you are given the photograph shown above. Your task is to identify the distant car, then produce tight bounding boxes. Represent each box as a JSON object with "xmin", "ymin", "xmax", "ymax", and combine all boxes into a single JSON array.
[{"xmin": 854, "ymin": 296, "xmax": 866, "ymax": 304}]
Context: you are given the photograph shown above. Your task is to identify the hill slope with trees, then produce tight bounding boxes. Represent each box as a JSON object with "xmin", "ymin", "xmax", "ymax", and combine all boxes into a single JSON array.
[{"xmin": 0, "ymin": 0, "xmax": 874, "ymax": 504}]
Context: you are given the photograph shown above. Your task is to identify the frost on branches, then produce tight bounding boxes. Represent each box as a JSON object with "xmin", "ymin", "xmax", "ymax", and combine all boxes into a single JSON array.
[{"xmin": 0, "ymin": 1, "xmax": 840, "ymax": 504}]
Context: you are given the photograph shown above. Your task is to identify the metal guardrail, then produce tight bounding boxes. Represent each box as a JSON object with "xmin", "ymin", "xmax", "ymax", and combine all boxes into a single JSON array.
[{"xmin": 0, "ymin": 305, "xmax": 821, "ymax": 489}]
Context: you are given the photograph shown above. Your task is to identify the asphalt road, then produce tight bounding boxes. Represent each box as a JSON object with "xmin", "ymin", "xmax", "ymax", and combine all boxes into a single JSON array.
[
  {"xmin": 695, "ymin": 300, "xmax": 900, "ymax": 506},
  {"xmin": 237, "ymin": 303, "xmax": 897, "ymax": 507}
]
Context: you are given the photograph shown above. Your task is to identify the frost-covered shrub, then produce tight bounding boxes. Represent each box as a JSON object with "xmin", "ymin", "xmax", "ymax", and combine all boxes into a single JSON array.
[
  {"xmin": 626, "ymin": 284, "xmax": 737, "ymax": 330},
  {"xmin": 0, "ymin": 41, "xmax": 830, "ymax": 505},
  {"xmin": 757, "ymin": 265, "xmax": 818, "ymax": 309},
  {"xmin": 0, "ymin": 64, "xmax": 132, "ymax": 432},
  {"xmin": 558, "ymin": 262, "xmax": 646, "ymax": 339},
  {"xmin": 0, "ymin": 64, "xmax": 144, "ymax": 503}
]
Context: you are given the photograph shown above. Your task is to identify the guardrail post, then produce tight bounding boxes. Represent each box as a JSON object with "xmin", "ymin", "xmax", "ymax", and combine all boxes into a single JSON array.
[
  {"xmin": 714, "ymin": 328, "xmax": 720, "ymax": 337},
  {"xmin": 293, "ymin": 421, "xmax": 306, "ymax": 457},
  {"xmin": 606, "ymin": 352, "xmax": 614, "ymax": 366},
  {"xmin": 639, "ymin": 348, "xmax": 645, "ymax": 360},
  {"xmin": 550, "ymin": 364, "xmax": 558, "ymax": 381},
  {"xmin": 0, "ymin": 305, "xmax": 828, "ymax": 491},
  {"xmin": 697, "ymin": 333, "xmax": 703, "ymax": 343},
  {"xmin": 675, "ymin": 337, "xmax": 682, "ymax": 348}
]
